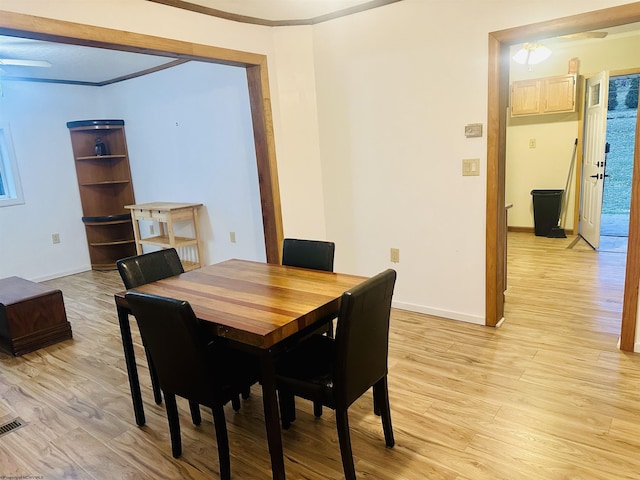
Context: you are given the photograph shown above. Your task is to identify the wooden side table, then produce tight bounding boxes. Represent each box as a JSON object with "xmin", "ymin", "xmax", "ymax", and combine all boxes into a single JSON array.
[
  {"xmin": 0, "ymin": 277, "xmax": 72, "ymax": 356},
  {"xmin": 125, "ymin": 202, "xmax": 203, "ymax": 271}
]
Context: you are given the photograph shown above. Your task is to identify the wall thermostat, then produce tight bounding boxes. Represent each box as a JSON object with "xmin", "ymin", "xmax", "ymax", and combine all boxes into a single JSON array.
[{"xmin": 465, "ymin": 123, "xmax": 483, "ymax": 138}]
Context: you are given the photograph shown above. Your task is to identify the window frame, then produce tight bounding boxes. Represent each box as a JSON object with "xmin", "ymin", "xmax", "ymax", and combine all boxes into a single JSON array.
[{"xmin": 0, "ymin": 122, "xmax": 25, "ymax": 207}]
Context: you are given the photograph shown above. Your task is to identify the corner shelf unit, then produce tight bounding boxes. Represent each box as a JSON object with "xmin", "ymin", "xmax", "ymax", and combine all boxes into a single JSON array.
[
  {"xmin": 126, "ymin": 202, "xmax": 203, "ymax": 271},
  {"xmin": 67, "ymin": 119, "xmax": 137, "ymax": 270}
]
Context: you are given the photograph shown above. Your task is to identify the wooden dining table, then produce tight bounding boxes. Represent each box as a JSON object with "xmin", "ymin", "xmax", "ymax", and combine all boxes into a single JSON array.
[{"xmin": 113, "ymin": 258, "xmax": 366, "ymax": 479}]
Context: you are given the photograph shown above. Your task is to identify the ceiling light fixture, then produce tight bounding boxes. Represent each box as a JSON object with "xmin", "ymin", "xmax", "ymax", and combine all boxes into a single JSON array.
[
  {"xmin": 0, "ymin": 59, "xmax": 52, "ymax": 68},
  {"xmin": 512, "ymin": 43, "xmax": 552, "ymax": 69}
]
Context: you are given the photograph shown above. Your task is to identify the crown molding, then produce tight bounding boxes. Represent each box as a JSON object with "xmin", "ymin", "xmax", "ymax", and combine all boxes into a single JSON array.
[{"xmin": 146, "ymin": 0, "xmax": 402, "ymax": 26}]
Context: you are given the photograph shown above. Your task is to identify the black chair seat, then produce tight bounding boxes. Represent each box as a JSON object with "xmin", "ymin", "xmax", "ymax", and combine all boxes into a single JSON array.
[{"xmin": 276, "ymin": 335, "xmax": 335, "ymax": 405}]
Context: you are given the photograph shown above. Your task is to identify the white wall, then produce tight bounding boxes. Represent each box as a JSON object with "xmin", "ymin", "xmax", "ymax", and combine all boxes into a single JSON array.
[
  {"xmin": 270, "ymin": 27, "xmax": 328, "ymax": 240},
  {"xmin": 0, "ymin": 0, "xmax": 634, "ymax": 325},
  {"xmin": 0, "ymin": 81, "xmax": 95, "ymax": 280},
  {"xmin": 310, "ymin": 0, "xmax": 634, "ymax": 323},
  {"xmin": 0, "ymin": 62, "xmax": 266, "ymax": 280},
  {"xmin": 103, "ymin": 61, "xmax": 265, "ymax": 265}
]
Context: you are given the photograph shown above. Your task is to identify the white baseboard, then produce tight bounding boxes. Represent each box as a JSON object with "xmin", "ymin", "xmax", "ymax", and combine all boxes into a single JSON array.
[
  {"xmin": 31, "ymin": 266, "xmax": 92, "ymax": 283},
  {"xmin": 392, "ymin": 300, "xmax": 485, "ymax": 325}
]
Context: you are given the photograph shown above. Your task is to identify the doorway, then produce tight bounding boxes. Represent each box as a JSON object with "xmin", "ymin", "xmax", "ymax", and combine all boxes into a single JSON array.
[
  {"xmin": 486, "ymin": 3, "xmax": 640, "ymax": 351},
  {"xmin": 0, "ymin": 12, "xmax": 284, "ymax": 265},
  {"xmin": 599, "ymin": 73, "xmax": 639, "ymax": 253}
]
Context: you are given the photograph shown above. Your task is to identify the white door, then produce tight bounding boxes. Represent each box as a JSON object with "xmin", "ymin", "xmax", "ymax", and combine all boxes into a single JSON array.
[{"xmin": 579, "ymin": 71, "xmax": 609, "ymax": 249}]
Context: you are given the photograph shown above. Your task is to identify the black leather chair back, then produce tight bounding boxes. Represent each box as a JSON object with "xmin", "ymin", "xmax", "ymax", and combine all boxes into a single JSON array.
[
  {"xmin": 117, "ymin": 248, "xmax": 184, "ymax": 289},
  {"xmin": 334, "ymin": 269, "xmax": 396, "ymax": 409},
  {"xmin": 125, "ymin": 292, "xmax": 222, "ymax": 405},
  {"xmin": 282, "ymin": 238, "xmax": 335, "ymax": 272}
]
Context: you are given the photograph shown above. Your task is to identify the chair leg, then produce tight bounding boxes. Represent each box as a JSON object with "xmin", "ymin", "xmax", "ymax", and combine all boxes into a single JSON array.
[
  {"xmin": 373, "ymin": 391, "xmax": 380, "ymax": 416},
  {"xmin": 373, "ymin": 377, "xmax": 395, "ymax": 447},
  {"xmin": 313, "ymin": 401, "xmax": 323, "ymax": 418},
  {"xmin": 164, "ymin": 393, "xmax": 182, "ymax": 458},
  {"xmin": 145, "ymin": 347, "xmax": 163, "ymax": 405},
  {"xmin": 231, "ymin": 395, "xmax": 241, "ymax": 411},
  {"xmin": 335, "ymin": 408, "xmax": 356, "ymax": 480},
  {"xmin": 242, "ymin": 387, "xmax": 250, "ymax": 400},
  {"xmin": 277, "ymin": 389, "xmax": 295, "ymax": 430},
  {"xmin": 189, "ymin": 400, "xmax": 202, "ymax": 425},
  {"xmin": 325, "ymin": 319, "xmax": 334, "ymax": 338},
  {"xmin": 211, "ymin": 404, "xmax": 231, "ymax": 480}
]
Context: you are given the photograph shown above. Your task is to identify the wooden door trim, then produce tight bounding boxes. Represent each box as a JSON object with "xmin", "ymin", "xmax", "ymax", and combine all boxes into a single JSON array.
[
  {"xmin": 0, "ymin": 10, "xmax": 284, "ymax": 264},
  {"xmin": 487, "ymin": 2, "xmax": 640, "ymax": 351}
]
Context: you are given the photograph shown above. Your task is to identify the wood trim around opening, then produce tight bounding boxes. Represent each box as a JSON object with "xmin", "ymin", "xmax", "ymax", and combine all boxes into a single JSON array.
[
  {"xmin": 486, "ymin": 2, "xmax": 640, "ymax": 351},
  {"xmin": 0, "ymin": 10, "xmax": 284, "ymax": 265}
]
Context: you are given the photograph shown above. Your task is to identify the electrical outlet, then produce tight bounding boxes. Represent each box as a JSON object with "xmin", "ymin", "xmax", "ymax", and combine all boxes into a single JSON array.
[
  {"xmin": 529, "ymin": 138, "xmax": 537, "ymax": 149},
  {"xmin": 52, "ymin": 233, "xmax": 60, "ymax": 244},
  {"xmin": 230, "ymin": 231, "xmax": 236, "ymax": 243},
  {"xmin": 390, "ymin": 248, "xmax": 400, "ymax": 263}
]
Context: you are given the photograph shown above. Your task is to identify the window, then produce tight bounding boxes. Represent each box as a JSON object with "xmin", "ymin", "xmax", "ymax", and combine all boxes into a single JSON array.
[{"xmin": 0, "ymin": 123, "xmax": 24, "ymax": 207}]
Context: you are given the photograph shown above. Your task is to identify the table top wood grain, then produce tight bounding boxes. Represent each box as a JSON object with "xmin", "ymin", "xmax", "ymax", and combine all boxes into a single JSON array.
[{"xmin": 115, "ymin": 259, "xmax": 366, "ymax": 349}]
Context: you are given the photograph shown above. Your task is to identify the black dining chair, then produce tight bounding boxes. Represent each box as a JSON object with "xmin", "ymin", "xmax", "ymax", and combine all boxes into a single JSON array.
[
  {"xmin": 125, "ymin": 291, "xmax": 259, "ymax": 480},
  {"xmin": 282, "ymin": 238, "xmax": 336, "ymax": 337},
  {"xmin": 282, "ymin": 238, "xmax": 335, "ymax": 273},
  {"xmin": 275, "ymin": 269, "xmax": 397, "ymax": 480},
  {"xmin": 117, "ymin": 248, "xmax": 185, "ymax": 405},
  {"xmin": 117, "ymin": 248, "xmax": 184, "ymax": 291},
  {"xmin": 282, "ymin": 238, "xmax": 336, "ymax": 418}
]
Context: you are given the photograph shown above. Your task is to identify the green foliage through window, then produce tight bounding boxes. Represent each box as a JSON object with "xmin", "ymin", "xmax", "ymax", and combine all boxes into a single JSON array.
[{"xmin": 625, "ymin": 77, "xmax": 639, "ymax": 109}]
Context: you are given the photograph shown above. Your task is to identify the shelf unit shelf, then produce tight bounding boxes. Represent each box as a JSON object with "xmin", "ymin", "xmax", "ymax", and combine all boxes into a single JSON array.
[
  {"xmin": 138, "ymin": 235, "xmax": 199, "ymax": 248},
  {"xmin": 90, "ymin": 239, "xmax": 136, "ymax": 247},
  {"xmin": 126, "ymin": 202, "xmax": 203, "ymax": 271},
  {"xmin": 67, "ymin": 119, "xmax": 136, "ymax": 270},
  {"xmin": 76, "ymin": 154, "xmax": 127, "ymax": 161},
  {"xmin": 80, "ymin": 180, "xmax": 131, "ymax": 186}
]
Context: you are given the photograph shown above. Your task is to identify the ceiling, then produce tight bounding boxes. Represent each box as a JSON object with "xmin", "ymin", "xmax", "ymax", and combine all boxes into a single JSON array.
[
  {"xmin": 0, "ymin": 0, "xmax": 401, "ymax": 85},
  {"xmin": 0, "ymin": 35, "xmax": 182, "ymax": 85},
  {"xmin": 0, "ymin": 4, "xmax": 638, "ymax": 86}
]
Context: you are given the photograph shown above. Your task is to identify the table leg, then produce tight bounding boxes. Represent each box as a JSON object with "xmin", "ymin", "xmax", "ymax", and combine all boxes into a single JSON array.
[
  {"xmin": 260, "ymin": 349, "xmax": 286, "ymax": 479},
  {"xmin": 117, "ymin": 304, "xmax": 146, "ymax": 426}
]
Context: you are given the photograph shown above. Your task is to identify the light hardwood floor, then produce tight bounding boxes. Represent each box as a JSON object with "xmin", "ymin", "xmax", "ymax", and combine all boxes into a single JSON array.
[{"xmin": 1, "ymin": 232, "xmax": 639, "ymax": 479}]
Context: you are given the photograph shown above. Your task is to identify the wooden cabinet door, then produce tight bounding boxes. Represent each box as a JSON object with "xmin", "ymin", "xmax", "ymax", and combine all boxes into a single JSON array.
[
  {"xmin": 510, "ymin": 79, "xmax": 541, "ymax": 116},
  {"xmin": 542, "ymin": 74, "xmax": 576, "ymax": 114}
]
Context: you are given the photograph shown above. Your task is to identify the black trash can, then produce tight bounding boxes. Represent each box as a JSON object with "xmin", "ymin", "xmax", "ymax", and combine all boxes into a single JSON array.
[{"xmin": 531, "ymin": 189, "xmax": 564, "ymax": 236}]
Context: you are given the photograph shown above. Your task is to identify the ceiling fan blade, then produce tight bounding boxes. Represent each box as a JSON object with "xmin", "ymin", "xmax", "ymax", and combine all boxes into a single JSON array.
[
  {"xmin": 560, "ymin": 31, "xmax": 608, "ymax": 39},
  {"xmin": 0, "ymin": 59, "xmax": 52, "ymax": 67}
]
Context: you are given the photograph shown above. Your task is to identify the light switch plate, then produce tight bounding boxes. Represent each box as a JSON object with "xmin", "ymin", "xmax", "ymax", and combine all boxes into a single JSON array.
[
  {"xmin": 463, "ymin": 158, "xmax": 480, "ymax": 176},
  {"xmin": 465, "ymin": 123, "xmax": 483, "ymax": 138}
]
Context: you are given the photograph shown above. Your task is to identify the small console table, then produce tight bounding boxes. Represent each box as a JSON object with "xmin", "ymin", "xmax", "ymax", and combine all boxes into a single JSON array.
[
  {"xmin": 126, "ymin": 202, "xmax": 203, "ymax": 271},
  {"xmin": 0, "ymin": 277, "xmax": 72, "ymax": 356}
]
